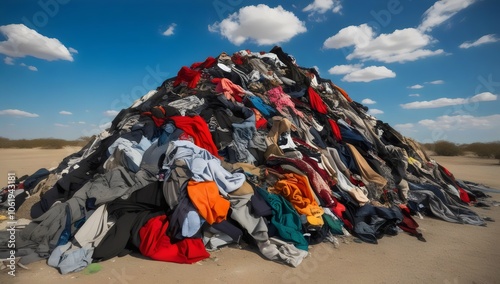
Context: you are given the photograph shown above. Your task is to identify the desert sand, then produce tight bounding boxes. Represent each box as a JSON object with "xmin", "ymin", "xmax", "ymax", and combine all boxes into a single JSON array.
[{"xmin": 1, "ymin": 147, "xmax": 499, "ymax": 284}]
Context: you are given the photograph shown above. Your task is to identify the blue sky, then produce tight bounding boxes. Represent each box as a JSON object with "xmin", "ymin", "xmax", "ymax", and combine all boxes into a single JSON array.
[{"xmin": 1, "ymin": 0, "xmax": 499, "ymax": 144}]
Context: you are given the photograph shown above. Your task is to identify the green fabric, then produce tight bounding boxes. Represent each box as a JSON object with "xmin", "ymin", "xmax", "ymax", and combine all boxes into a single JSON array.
[
  {"xmin": 255, "ymin": 187, "xmax": 309, "ymax": 251},
  {"xmin": 82, "ymin": 263, "xmax": 102, "ymax": 275}
]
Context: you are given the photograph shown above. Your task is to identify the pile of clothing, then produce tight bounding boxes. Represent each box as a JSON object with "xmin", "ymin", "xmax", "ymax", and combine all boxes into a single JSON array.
[{"xmin": 0, "ymin": 46, "xmax": 491, "ymax": 274}]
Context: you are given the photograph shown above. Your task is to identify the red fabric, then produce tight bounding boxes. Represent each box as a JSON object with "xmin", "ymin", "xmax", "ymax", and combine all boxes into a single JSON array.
[
  {"xmin": 190, "ymin": 57, "xmax": 216, "ymax": 70},
  {"xmin": 440, "ymin": 165, "xmax": 472, "ymax": 203},
  {"xmin": 458, "ymin": 187, "xmax": 471, "ymax": 203},
  {"xmin": 251, "ymin": 108, "xmax": 268, "ymax": 129},
  {"xmin": 139, "ymin": 215, "xmax": 210, "ymax": 264},
  {"xmin": 169, "ymin": 115, "xmax": 220, "ymax": 157},
  {"xmin": 307, "ymin": 87, "xmax": 328, "ymax": 114},
  {"xmin": 301, "ymin": 155, "xmax": 336, "ymax": 187},
  {"xmin": 328, "ymin": 195, "xmax": 351, "ymax": 229},
  {"xmin": 173, "ymin": 66, "xmax": 201, "ymax": 89},
  {"xmin": 397, "ymin": 204, "xmax": 420, "ymax": 235},
  {"xmin": 328, "ymin": 119, "xmax": 342, "ymax": 142},
  {"xmin": 142, "ymin": 107, "xmax": 167, "ymax": 127},
  {"xmin": 441, "ymin": 166, "xmax": 453, "ymax": 177},
  {"xmin": 256, "ymin": 118, "xmax": 268, "ymax": 129},
  {"xmin": 231, "ymin": 53, "xmax": 244, "ymax": 65}
]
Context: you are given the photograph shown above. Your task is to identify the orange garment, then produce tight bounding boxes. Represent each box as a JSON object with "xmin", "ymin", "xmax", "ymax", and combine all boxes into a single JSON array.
[
  {"xmin": 187, "ymin": 180, "xmax": 230, "ymax": 224},
  {"xmin": 333, "ymin": 85, "xmax": 353, "ymax": 102},
  {"xmin": 270, "ymin": 173, "xmax": 324, "ymax": 226}
]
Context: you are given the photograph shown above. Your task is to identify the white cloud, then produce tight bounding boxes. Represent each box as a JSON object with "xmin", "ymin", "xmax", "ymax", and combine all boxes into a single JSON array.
[
  {"xmin": 409, "ymin": 93, "xmax": 421, "ymax": 97},
  {"xmin": 367, "ymin": 108, "xmax": 384, "ymax": 115},
  {"xmin": 0, "ymin": 24, "xmax": 74, "ymax": 61},
  {"xmin": 18, "ymin": 62, "xmax": 38, "ymax": 71},
  {"xmin": 401, "ymin": 92, "xmax": 497, "ymax": 109},
  {"xmin": 459, "ymin": 34, "xmax": 499, "ymax": 49},
  {"xmin": 59, "ymin": 110, "xmax": 72, "ymax": 115},
  {"xmin": 342, "ymin": 66, "xmax": 396, "ymax": 82},
  {"xmin": 394, "ymin": 123, "xmax": 418, "ymax": 135},
  {"xmin": 103, "ymin": 110, "xmax": 119, "ymax": 117},
  {"xmin": 324, "ymin": 25, "xmax": 443, "ymax": 63},
  {"xmin": 328, "ymin": 64, "xmax": 362, "ymax": 75},
  {"xmin": 361, "ymin": 98, "xmax": 376, "ymax": 105},
  {"xmin": 428, "ymin": 80, "xmax": 444, "ymax": 84},
  {"xmin": 409, "ymin": 84, "xmax": 424, "ymax": 89},
  {"xmin": 419, "ymin": 0, "xmax": 478, "ymax": 32},
  {"xmin": 303, "ymin": 0, "xmax": 342, "ymax": 15},
  {"xmin": 54, "ymin": 123, "xmax": 69, "ymax": 127},
  {"xmin": 469, "ymin": 92, "xmax": 497, "ymax": 102},
  {"xmin": 418, "ymin": 114, "xmax": 500, "ymax": 131},
  {"xmin": 4, "ymin": 56, "xmax": 14, "ymax": 65},
  {"xmin": 69, "ymin": 47, "xmax": 78, "ymax": 54},
  {"xmin": 208, "ymin": 5, "xmax": 307, "ymax": 46},
  {"xmin": 323, "ymin": 24, "xmax": 373, "ymax": 49},
  {"xmin": 0, "ymin": 109, "xmax": 39, "ymax": 117},
  {"xmin": 162, "ymin": 23, "xmax": 177, "ymax": 36}
]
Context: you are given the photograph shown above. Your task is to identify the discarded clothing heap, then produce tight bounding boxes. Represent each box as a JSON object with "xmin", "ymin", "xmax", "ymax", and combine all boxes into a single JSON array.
[{"xmin": 1, "ymin": 46, "xmax": 492, "ymax": 274}]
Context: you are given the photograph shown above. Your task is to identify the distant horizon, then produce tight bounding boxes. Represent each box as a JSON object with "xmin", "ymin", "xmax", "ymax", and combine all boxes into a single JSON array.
[{"xmin": 1, "ymin": 0, "xmax": 499, "ymax": 143}]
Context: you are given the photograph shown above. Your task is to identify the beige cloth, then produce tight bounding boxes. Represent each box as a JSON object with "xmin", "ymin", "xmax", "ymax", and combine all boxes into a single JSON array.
[
  {"xmin": 264, "ymin": 116, "xmax": 296, "ymax": 159},
  {"xmin": 346, "ymin": 143, "xmax": 387, "ymax": 189}
]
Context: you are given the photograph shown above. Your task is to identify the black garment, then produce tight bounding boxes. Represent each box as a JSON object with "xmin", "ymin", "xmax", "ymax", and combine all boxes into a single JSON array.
[
  {"xmin": 353, "ymin": 204, "xmax": 403, "ymax": 244},
  {"xmin": 269, "ymin": 46, "xmax": 309, "ymax": 91},
  {"xmin": 23, "ymin": 168, "xmax": 50, "ymax": 193},
  {"xmin": 210, "ymin": 220, "xmax": 244, "ymax": 242},
  {"xmin": 92, "ymin": 181, "xmax": 167, "ymax": 261},
  {"xmin": 166, "ymin": 180, "xmax": 194, "ymax": 243}
]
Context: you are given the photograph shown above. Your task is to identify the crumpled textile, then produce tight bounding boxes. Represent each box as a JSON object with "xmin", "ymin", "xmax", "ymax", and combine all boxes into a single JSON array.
[
  {"xmin": 105, "ymin": 136, "xmax": 152, "ymax": 173},
  {"xmin": 407, "ymin": 182, "xmax": 485, "ymax": 226},
  {"xmin": 139, "ymin": 215, "xmax": 210, "ymax": 264},
  {"xmin": 168, "ymin": 96, "xmax": 205, "ymax": 116},
  {"xmin": 267, "ymin": 86, "xmax": 304, "ymax": 118},
  {"xmin": 257, "ymin": 238, "xmax": 308, "ymax": 268},
  {"xmin": 354, "ymin": 204, "xmax": 403, "ymax": 244},
  {"xmin": 47, "ymin": 242, "xmax": 93, "ymax": 274},
  {"xmin": 306, "ymin": 87, "xmax": 328, "ymax": 114},
  {"xmin": 187, "ymin": 180, "xmax": 230, "ymax": 225},
  {"xmin": 214, "ymin": 78, "xmax": 246, "ymax": 102},
  {"xmin": 269, "ymin": 173, "xmax": 324, "ymax": 227},
  {"xmin": 162, "ymin": 140, "xmax": 246, "ymax": 197},
  {"xmin": 169, "ymin": 115, "xmax": 219, "ymax": 157},
  {"xmin": 255, "ymin": 187, "xmax": 308, "ymax": 251}
]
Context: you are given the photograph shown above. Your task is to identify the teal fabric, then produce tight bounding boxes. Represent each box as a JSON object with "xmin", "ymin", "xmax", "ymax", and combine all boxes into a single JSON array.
[{"xmin": 255, "ymin": 187, "xmax": 308, "ymax": 251}]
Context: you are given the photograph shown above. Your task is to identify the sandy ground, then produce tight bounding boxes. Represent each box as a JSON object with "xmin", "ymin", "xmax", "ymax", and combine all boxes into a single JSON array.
[
  {"xmin": 0, "ymin": 147, "xmax": 82, "ymax": 178},
  {"xmin": 1, "ymin": 148, "xmax": 499, "ymax": 284}
]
